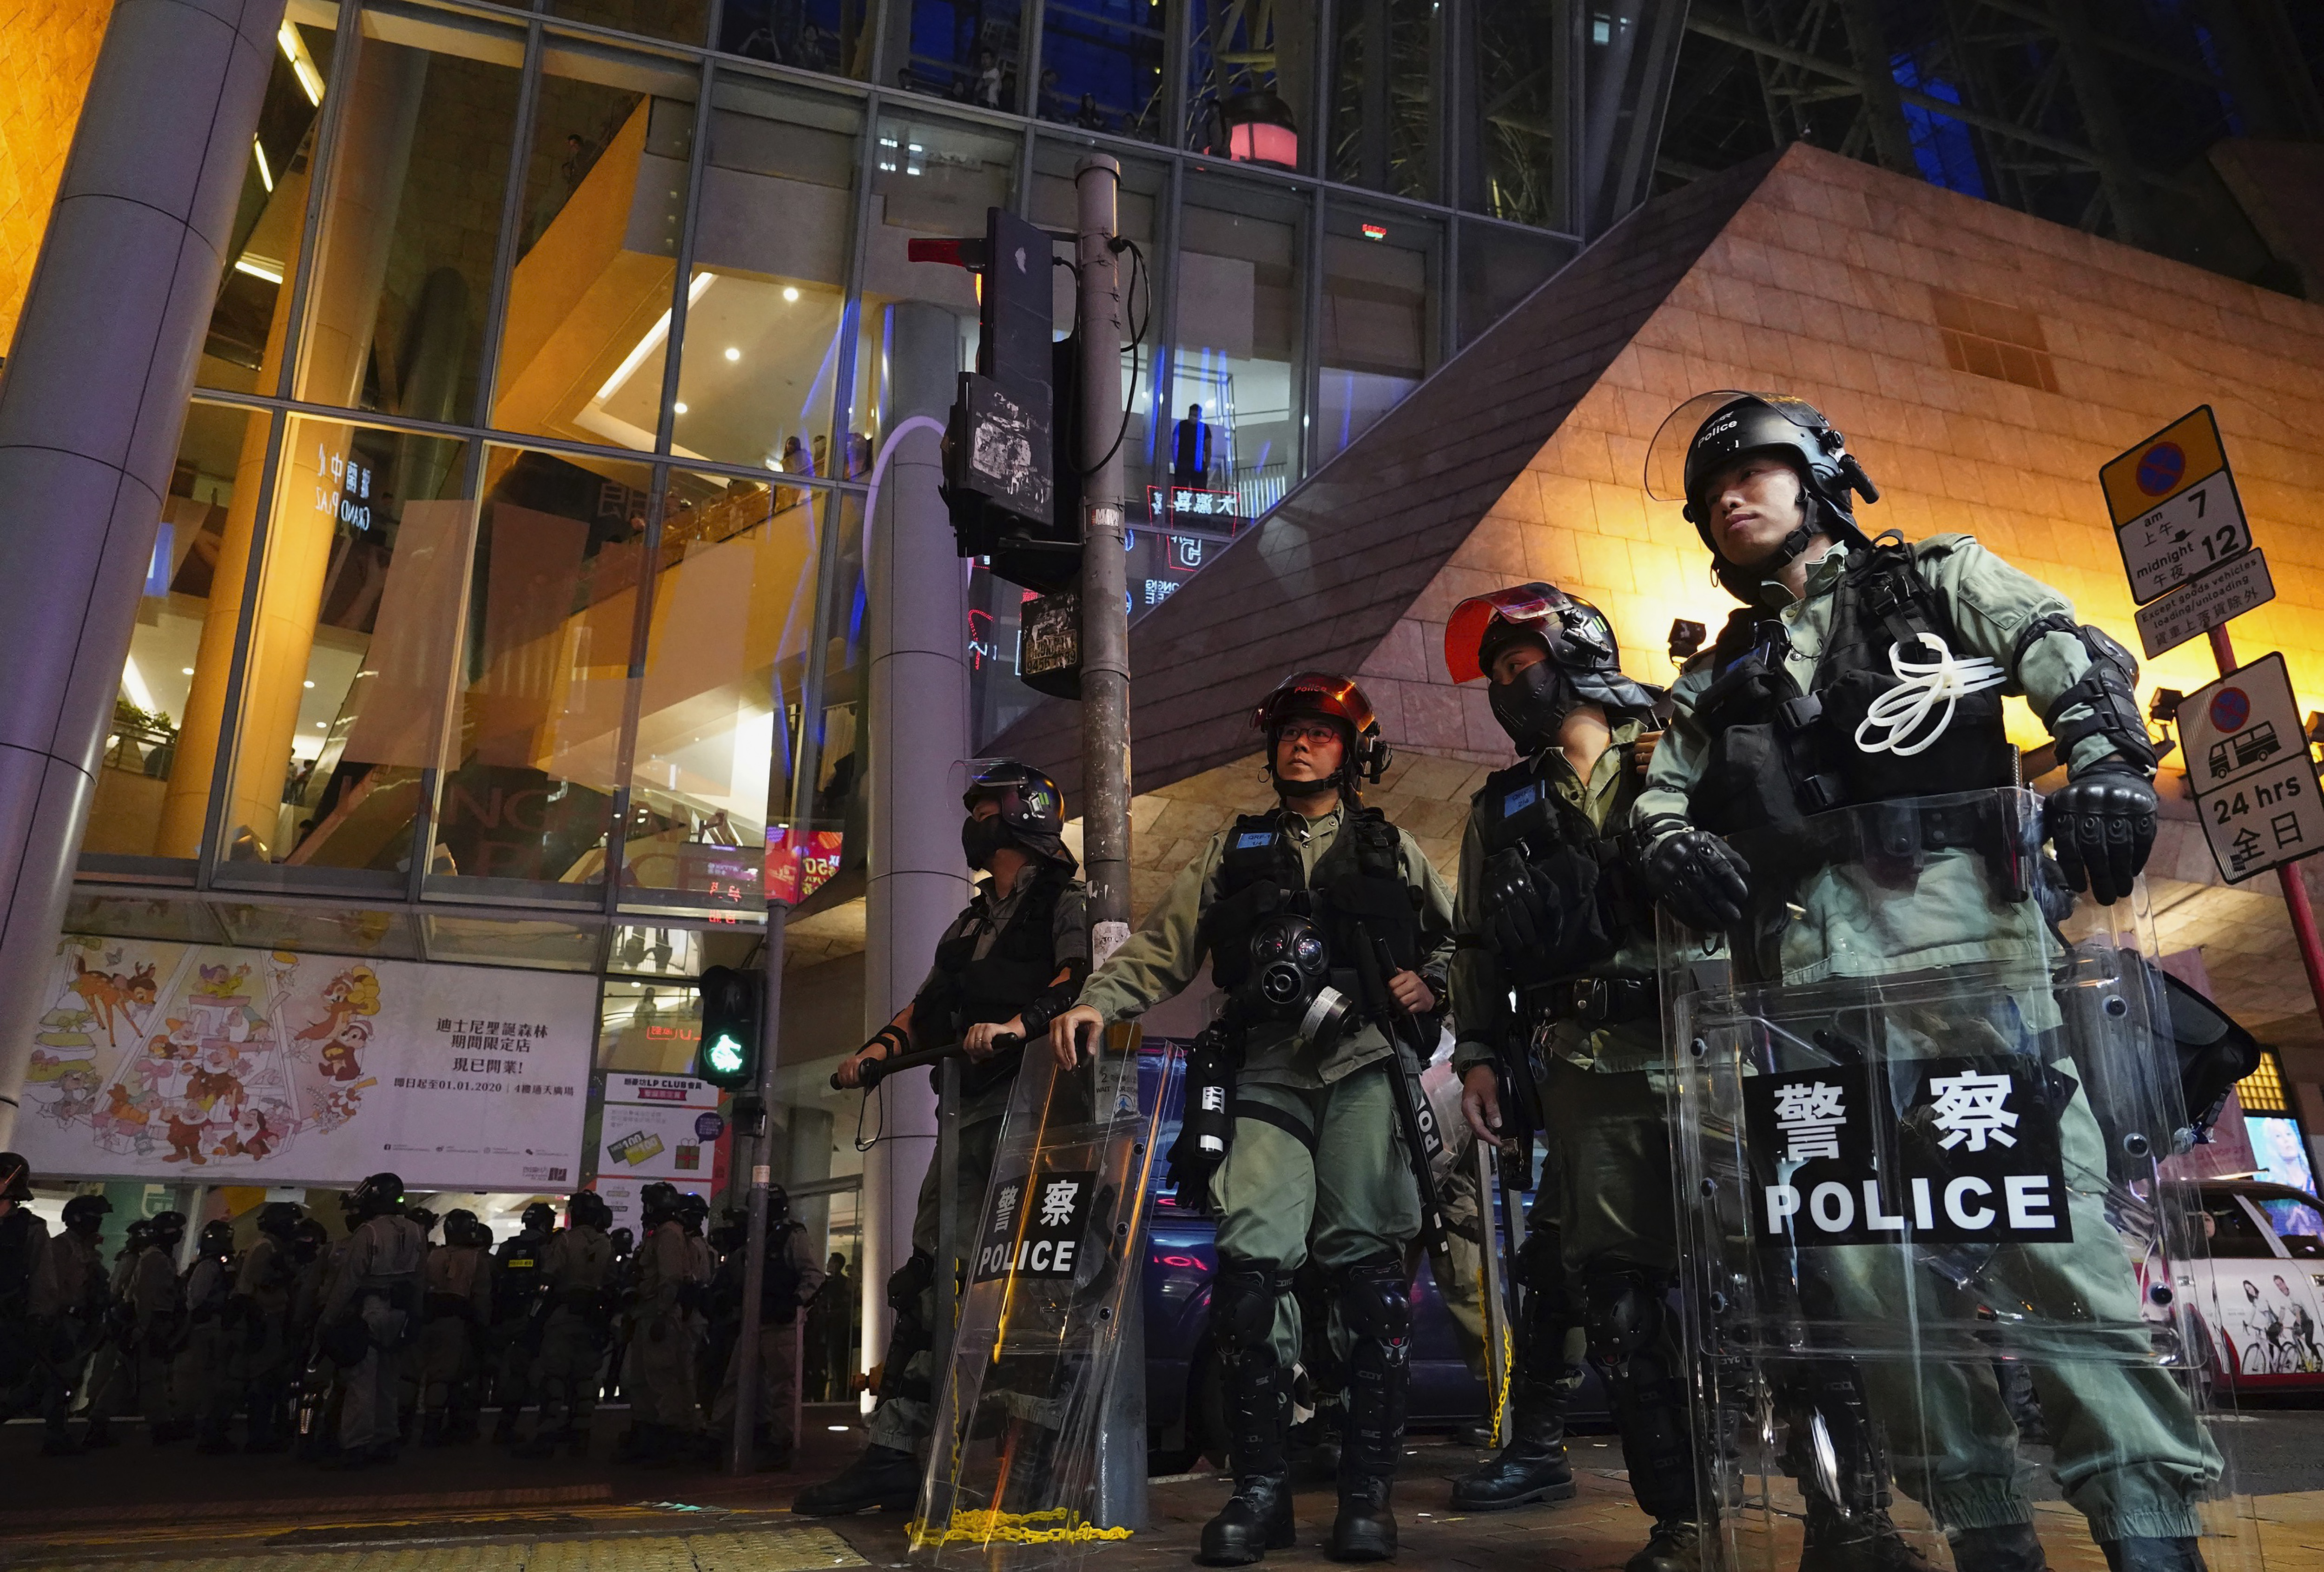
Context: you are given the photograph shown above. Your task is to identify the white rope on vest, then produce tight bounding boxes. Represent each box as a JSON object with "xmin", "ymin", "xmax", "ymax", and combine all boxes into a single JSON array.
[{"xmin": 1852, "ymin": 634, "xmax": 2006, "ymax": 757}]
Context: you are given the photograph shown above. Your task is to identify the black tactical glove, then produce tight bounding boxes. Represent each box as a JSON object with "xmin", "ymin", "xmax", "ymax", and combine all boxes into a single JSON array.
[
  {"xmin": 1481, "ymin": 848, "xmax": 1559, "ymax": 961},
  {"xmin": 1642, "ymin": 828, "xmax": 1754, "ymax": 932},
  {"xmin": 2045, "ymin": 760, "xmax": 2157, "ymax": 906}
]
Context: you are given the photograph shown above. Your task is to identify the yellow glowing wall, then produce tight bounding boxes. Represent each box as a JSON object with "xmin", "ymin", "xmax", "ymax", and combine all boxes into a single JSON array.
[{"xmin": 0, "ymin": 0, "xmax": 113, "ymax": 352}]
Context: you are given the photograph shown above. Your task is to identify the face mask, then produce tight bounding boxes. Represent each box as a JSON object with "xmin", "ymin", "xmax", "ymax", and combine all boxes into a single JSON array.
[
  {"xmin": 1489, "ymin": 658, "xmax": 1575, "ymax": 751},
  {"xmin": 962, "ymin": 815, "xmax": 1006, "ymax": 870}
]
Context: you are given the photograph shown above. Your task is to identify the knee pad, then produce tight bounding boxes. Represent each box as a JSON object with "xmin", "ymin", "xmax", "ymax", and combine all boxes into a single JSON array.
[
  {"xmin": 1334, "ymin": 1258, "xmax": 1412, "ymax": 1345},
  {"xmin": 1583, "ymin": 1265, "xmax": 1670, "ymax": 1372},
  {"xmin": 1210, "ymin": 1258, "xmax": 1291, "ymax": 1356}
]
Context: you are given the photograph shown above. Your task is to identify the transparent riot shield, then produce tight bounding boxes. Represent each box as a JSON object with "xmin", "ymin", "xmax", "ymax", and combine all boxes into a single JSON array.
[
  {"xmin": 1664, "ymin": 789, "xmax": 2262, "ymax": 1572},
  {"xmin": 911, "ymin": 1024, "xmax": 1169, "ymax": 1568}
]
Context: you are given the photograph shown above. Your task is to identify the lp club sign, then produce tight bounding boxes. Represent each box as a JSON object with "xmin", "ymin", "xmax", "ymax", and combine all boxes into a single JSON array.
[{"xmin": 1743, "ymin": 1059, "xmax": 2073, "ymax": 1247}]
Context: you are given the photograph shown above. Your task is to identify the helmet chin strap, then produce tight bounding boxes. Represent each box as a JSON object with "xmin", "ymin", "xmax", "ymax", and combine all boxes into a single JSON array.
[{"xmin": 1713, "ymin": 482, "xmax": 1823, "ymax": 598}]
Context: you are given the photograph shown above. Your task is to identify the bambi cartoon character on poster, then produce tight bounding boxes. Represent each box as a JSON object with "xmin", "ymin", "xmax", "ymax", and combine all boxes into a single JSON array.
[{"xmin": 67, "ymin": 950, "xmax": 157, "ymax": 1048}]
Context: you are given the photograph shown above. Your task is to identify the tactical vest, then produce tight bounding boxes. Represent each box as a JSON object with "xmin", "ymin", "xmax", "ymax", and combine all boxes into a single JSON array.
[
  {"xmin": 765, "ymin": 1220, "xmax": 805, "ymax": 1325},
  {"xmin": 1688, "ymin": 536, "xmax": 2014, "ymax": 837},
  {"xmin": 0, "ymin": 1208, "xmax": 34, "ymax": 1315},
  {"xmin": 1203, "ymin": 806, "xmax": 1424, "ymax": 991},
  {"xmin": 911, "ymin": 864, "xmax": 1072, "ymax": 1098},
  {"xmin": 494, "ymin": 1230, "xmax": 546, "ymax": 1317},
  {"xmin": 1472, "ymin": 748, "xmax": 1651, "ymax": 986}
]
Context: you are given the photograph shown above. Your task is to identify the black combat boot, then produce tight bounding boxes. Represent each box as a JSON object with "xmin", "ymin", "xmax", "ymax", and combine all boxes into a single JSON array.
[
  {"xmin": 1449, "ymin": 1379, "xmax": 1576, "ymax": 1511},
  {"xmin": 492, "ymin": 1408, "xmax": 522, "ymax": 1445},
  {"xmin": 1201, "ymin": 1265, "xmax": 1299, "ymax": 1566},
  {"xmin": 1326, "ymin": 1259, "xmax": 1411, "ymax": 1563},
  {"xmin": 1948, "ymin": 1523, "xmax": 2049, "ymax": 1572},
  {"xmin": 1797, "ymin": 1496, "xmax": 1938, "ymax": 1572},
  {"xmin": 1782, "ymin": 1363, "xmax": 1935, "ymax": 1572},
  {"xmin": 418, "ymin": 1410, "xmax": 447, "ymax": 1447},
  {"xmin": 1628, "ymin": 1517, "xmax": 1708, "ymax": 1572},
  {"xmin": 792, "ymin": 1443, "xmax": 923, "ymax": 1514},
  {"xmin": 2098, "ymin": 1539, "xmax": 2207, "ymax": 1572}
]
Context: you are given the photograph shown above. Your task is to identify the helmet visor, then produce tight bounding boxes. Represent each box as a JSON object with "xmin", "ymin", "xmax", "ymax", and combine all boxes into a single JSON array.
[
  {"xmin": 1644, "ymin": 390, "xmax": 1831, "ymax": 502},
  {"xmin": 1444, "ymin": 584, "xmax": 1565, "ymax": 684},
  {"xmin": 1253, "ymin": 673, "xmax": 1377, "ymax": 737}
]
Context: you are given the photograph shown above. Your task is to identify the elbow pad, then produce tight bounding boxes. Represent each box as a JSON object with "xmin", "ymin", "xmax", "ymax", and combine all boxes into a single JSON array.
[{"xmin": 2020, "ymin": 615, "xmax": 2157, "ymax": 773}]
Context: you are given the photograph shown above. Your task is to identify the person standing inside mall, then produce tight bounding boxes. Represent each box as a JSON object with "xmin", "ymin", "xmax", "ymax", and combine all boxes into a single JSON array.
[
  {"xmin": 1437, "ymin": 585, "xmax": 1675, "ymax": 1541},
  {"xmin": 616, "ymin": 1183, "xmax": 713, "ymax": 1462},
  {"xmin": 515, "ymin": 1191, "xmax": 616, "ymax": 1459},
  {"xmin": 1049, "ymin": 674, "xmax": 1455, "ymax": 1565},
  {"xmin": 323, "ymin": 1173, "xmax": 426, "ymax": 1467},
  {"xmin": 27, "ymin": 1194, "xmax": 112, "ymax": 1455},
  {"xmin": 1636, "ymin": 391, "xmax": 2218, "ymax": 1572},
  {"xmin": 799, "ymin": 759, "xmax": 1089, "ymax": 1515},
  {"xmin": 489, "ymin": 1201, "xmax": 557, "ymax": 1444}
]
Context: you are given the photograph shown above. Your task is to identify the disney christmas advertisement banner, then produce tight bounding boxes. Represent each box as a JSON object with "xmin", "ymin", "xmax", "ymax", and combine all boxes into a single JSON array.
[{"xmin": 14, "ymin": 935, "xmax": 595, "ymax": 1191}]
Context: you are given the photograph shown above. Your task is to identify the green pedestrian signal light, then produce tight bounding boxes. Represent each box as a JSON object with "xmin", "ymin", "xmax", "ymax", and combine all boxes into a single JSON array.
[{"xmin": 694, "ymin": 965, "xmax": 761, "ymax": 1092}]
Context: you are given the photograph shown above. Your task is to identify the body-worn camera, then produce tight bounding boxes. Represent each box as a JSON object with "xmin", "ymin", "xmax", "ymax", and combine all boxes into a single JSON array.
[{"xmin": 1241, "ymin": 912, "xmax": 1356, "ymax": 1049}]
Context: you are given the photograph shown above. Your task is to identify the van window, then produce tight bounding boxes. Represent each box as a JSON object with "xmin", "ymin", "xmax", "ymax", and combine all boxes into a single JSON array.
[{"xmin": 2203, "ymin": 1195, "xmax": 2279, "ymax": 1259}]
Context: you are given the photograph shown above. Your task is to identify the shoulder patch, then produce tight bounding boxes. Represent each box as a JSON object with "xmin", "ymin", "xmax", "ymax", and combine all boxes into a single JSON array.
[
  {"xmin": 1501, "ymin": 781, "xmax": 1540, "ymax": 817},
  {"xmin": 1233, "ymin": 830, "xmax": 1276, "ymax": 850}
]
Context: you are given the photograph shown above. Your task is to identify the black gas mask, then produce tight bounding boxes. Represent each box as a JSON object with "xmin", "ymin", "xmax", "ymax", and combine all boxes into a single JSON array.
[
  {"xmin": 1488, "ymin": 656, "xmax": 1578, "ymax": 754},
  {"xmin": 1239, "ymin": 913, "xmax": 1356, "ymax": 1049},
  {"xmin": 962, "ymin": 813, "xmax": 1006, "ymax": 871}
]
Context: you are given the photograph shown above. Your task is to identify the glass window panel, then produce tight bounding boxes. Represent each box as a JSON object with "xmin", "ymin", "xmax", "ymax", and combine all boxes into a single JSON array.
[
  {"xmin": 794, "ymin": 492, "xmax": 866, "ymax": 890},
  {"xmin": 423, "ymin": 446, "xmax": 650, "ymax": 900},
  {"xmin": 1456, "ymin": 217, "xmax": 1568, "ymax": 347},
  {"xmin": 549, "ymin": 0, "xmax": 709, "ymax": 47},
  {"xmin": 491, "ymin": 37, "xmax": 697, "ymax": 451},
  {"xmin": 1037, "ymin": 0, "xmax": 1167, "ymax": 140},
  {"xmin": 890, "ymin": 0, "xmax": 1029, "ymax": 105},
  {"xmin": 622, "ymin": 467, "xmax": 824, "ymax": 916},
  {"xmin": 1175, "ymin": 172, "xmax": 1304, "ymax": 512},
  {"xmin": 61, "ymin": 894, "xmax": 226, "ymax": 947},
  {"xmin": 198, "ymin": 416, "xmax": 475, "ymax": 891},
  {"xmin": 1328, "ymin": 0, "xmax": 1436, "ymax": 199},
  {"xmin": 289, "ymin": 7, "xmax": 525, "ymax": 427},
  {"xmin": 213, "ymin": 901, "xmax": 420, "ymax": 959},
  {"xmin": 199, "ymin": 12, "xmax": 338, "ymax": 395},
  {"xmin": 1466, "ymin": 0, "xmax": 1559, "ymax": 224},
  {"xmin": 665, "ymin": 76, "xmax": 864, "ymax": 470},
  {"xmin": 84, "ymin": 402, "xmax": 264, "ymax": 872},
  {"xmin": 598, "ymin": 978, "xmax": 701, "ymax": 1071},
  {"xmin": 1184, "ymin": 0, "xmax": 1317, "ymax": 165},
  {"xmin": 608, "ymin": 924, "xmax": 705, "ymax": 976},
  {"xmin": 721, "ymin": 0, "xmax": 875, "ymax": 79},
  {"xmin": 425, "ymin": 914, "xmax": 603, "ymax": 970},
  {"xmin": 1315, "ymin": 202, "xmax": 1438, "ymax": 463}
]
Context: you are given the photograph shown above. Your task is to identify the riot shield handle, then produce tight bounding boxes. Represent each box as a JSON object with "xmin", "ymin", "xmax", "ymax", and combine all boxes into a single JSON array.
[{"xmin": 831, "ymin": 1036, "xmax": 1020, "ymax": 1090}]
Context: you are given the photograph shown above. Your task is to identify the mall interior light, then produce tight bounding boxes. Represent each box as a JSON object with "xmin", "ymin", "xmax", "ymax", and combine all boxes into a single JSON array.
[
  {"xmin": 234, "ymin": 255, "xmax": 284, "ymax": 285},
  {"xmin": 303, "ymin": 679, "xmax": 315, "ymax": 688},
  {"xmin": 783, "ymin": 286, "xmax": 800, "ymax": 302},
  {"xmin": 724, "ymin": 346, "xmax": 741, "ymax": 362},
  {"xmin": 278, "ymin": 21, "xmax": 323, "ymax": 106},
  {"xmin": 180, "ymin": 667, "xmax": 194, "ymax": 676},
  {"xmin": 252, "ymin": 137, "xmax": 274, "ymax": 192},
  {"xmin": 673, "ymin": 401, "xmax": 688, "ymax": 414}
]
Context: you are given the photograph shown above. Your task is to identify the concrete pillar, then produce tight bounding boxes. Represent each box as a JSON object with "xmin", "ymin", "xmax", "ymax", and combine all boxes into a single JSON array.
[
  {"xmin": 0, "ymin": 0, "xmax": 286, "ymax": 1144},
  {"xmin": 161, "ymin": 38, "xmax": 429, "ymax": 858},
  {"xmin": 857, "ymin": 300, "xmax": 971, "ymax": 1379}
]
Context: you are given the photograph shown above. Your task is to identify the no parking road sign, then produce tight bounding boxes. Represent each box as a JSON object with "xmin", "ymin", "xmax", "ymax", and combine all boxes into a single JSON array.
[
  {"xmin": 2102, "ymin": 406, "xmax": 2255, "ymax": 606},
  {"xmin": 2177, "ymin": 653, "xmax": 2323, "ymax": 885}
]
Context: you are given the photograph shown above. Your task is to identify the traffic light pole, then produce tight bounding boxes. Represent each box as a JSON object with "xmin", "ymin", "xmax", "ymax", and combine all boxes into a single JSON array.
[
  {"xmin": 729, "ymin": 906, "xmax": 790, "ymax": 1475},
  {"xmin": 1074, "ymin": 151, "xmax": 1146, "ymax": 1533}
]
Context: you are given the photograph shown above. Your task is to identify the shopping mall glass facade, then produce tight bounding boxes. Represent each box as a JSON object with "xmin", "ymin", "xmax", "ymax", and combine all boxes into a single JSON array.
[{"xmin": 62, "ymin": 0, "xmax": 1577, "ymax": 1255}]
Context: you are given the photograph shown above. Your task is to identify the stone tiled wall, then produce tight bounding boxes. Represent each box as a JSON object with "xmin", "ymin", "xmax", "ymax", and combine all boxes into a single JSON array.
[
  {"xmin": 0, "ymin": 0, "xmax": 113, "ymax": 352},
  {"xmin": 1363, "ymin": 141, "xmax": 2324, "ymax": 772}
]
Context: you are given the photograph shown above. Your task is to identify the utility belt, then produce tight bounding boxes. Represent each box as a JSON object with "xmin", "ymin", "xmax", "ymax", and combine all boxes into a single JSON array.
[
  {"xmin": 424, "ymin": 1291, "xmax": 477, "ymax": 1322},
  {"xmin": 1521, "ymin": 974, "xmax": 1657, "ymax": 1028},
  {"xmin": 1745, "ymin": 790, "xmax": 2031, "ymax": 904}
]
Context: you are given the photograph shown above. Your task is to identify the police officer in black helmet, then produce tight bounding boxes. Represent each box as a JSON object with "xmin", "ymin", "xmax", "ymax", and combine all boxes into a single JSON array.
[{"xmin": 799, "ymin": 759, "xmax": 1090, "ymax": 1515}]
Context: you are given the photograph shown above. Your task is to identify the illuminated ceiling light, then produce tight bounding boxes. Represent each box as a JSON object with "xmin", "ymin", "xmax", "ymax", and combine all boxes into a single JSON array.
[
  {"xmin": 724, "ymin": 346, "xmax": 741, "ymax": 362},
  {"xmin": 252, "ymin": 137, "xmax": 274, "ymax": 192},
  {"xmin": 673, "ymin": 401, "xmax": 688, "ymax": 415},
  {"xmin": 180, "ymin": 667, "xmax": 195, "ymax": 676},
  {"xmin": 278, "ymin": 21, "xmax": 324, "ymax": 106},
  {"xmin": 782, "ymin": 286, "xmax": 800, "ymax": 303},
  {"xmin": 303, "ymin": 680, "xmax": 315, "ymax": 688},
  {"xmin": 315, "ymin": 721, "xmax": 326, "ymax": 728},
  {"xmin": 234, "ymin": 255, "xmax": 285, "ymax": 285},
  {"xmin": 595, "ymin": 274, "xmax": 715, "ymax": 405}
]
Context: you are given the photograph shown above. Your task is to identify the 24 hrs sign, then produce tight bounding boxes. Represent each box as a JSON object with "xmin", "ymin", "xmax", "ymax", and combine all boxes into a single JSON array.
[
  {"xmin": 1743, "ymin": 1058, "xmax": 2074, "ymax": 1247},
  {"xmin": 2176, "ymin": 654, "xmax": 2324, "ymax": 884}
]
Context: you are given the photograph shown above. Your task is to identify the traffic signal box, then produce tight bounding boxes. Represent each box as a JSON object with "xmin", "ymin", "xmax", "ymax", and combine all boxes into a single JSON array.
[
  {"xmin": 913, "ymin": 205, "xmax": 1084, "ymax": 595},
  {"xmin": 694, "ymin": 965, "xmax": 762, "ymax": 1092}
]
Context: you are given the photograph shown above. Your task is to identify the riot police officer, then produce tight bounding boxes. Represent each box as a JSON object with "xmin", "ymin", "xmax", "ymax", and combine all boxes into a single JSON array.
[
  {"xmin": 28, "ymin": 1194, "xmax": 112, "ymax": 1455},
  {"xmin": 1049, "ymin": 674, "xmax": 1456, "ymax": 1564},
  {"xmin": 416, "ymin": 1209, "xmax": 493, "ymax": 1444},
  {"xmin": 1439, "ymin": 585, "xmax": 1677, "ymax": 1537},
  {"xmin": 112, "ymin": 1209, "xmax": 189, "ymax": 1443},
  {"xmin": 179, "ymin": 1220, "xmax": 238, "ymax": 1453},
  {"xmin": 322, "ymin": 1173, "xmax": 426, "ymax": 1467},
  {"xmin": 1636, "ymin": 392, "xmax": 2217, "ymax": 1572},
  {"xmin": 799, "ymin": 759, "xmax": 1090, "ymax": 1515},
  {"xmin": 711, "ymin": 1184, "xmax": 826, "ymax": 1468},
  {"xmin": 227, "ymin": 1201, "xmax": 303, "ymax": 1453},
  {"xmin": 516, "ymin": 1190, "xmax": 616, "ymax": 1459},
  {"xmin": 0, "ymin": 1154, "xmax": 48, "ymax": 1428},
  {"xmin": 79, "ymin": 1215, "xmax": 154, "ymax": 1448},
  {"xmin": 489, "ymin": 1201, "xmax": 557, "ymax": 1443},
  {"xmin": 616, "ymin": 1182, "xmax": 713, "ymax": 1462}
]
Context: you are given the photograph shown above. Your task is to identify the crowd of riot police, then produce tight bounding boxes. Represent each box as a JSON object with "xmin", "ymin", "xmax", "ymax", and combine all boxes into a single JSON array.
[{"xmin": 0, "ymin": 1159, "xmax": 825, "ymax": 1470}]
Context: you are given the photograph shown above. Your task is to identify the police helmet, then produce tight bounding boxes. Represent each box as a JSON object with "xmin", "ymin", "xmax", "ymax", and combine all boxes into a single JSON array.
[
  {"xmin": 348, "ymin": 1171, "xmax": 405, "ymax": 1219},
  {"xmin": 406, "ymin": 1206, "xmax": 439, "ymax": 1239},
  {"xmin": 1444, "ymin": 582, "xmax": 1666, "ymax": 751},
  {"xmin": 1646, "ymin": 391, "xmax": 1880, "ymax": 595},
  {"xmin": 0, "ymin": 1151, "xmax": 30, "ymax": 1202},
  {"xmin": 256, "ymin": 1201, "xmax": 302, "ymax": 1240},
  {"xmin": 148, "ymin": 1209, "xmax": 188, "ymax": 1247},
  {"xmin": 198, "ymin": 1220, "xmax": 236, "ymax": 1257},
  {"xmin": 62, "ymin": 1195, "xmax": 113, "ymax": 1235},
  {"xmin": 676, "ymin": 1193, "xmax": 710, "ymax": 1232},
  {"xmin": 522, "ymin": 1201, "xmax": 558, "ymax": 1235},
  {"xmin": 611, "ymin": 1226, "xmax": 636, "ymax": 1256},
  {"xmin": 1252, "ymin": 673, "xmax": 1391, "ymax": 796},
  {"xmin": 639, "ymin": 1182, "xmax": 682, "ymax": 1226},
  {"xmin": 767, "ymin": 1183, "xmax": 790, "ymax": 1221},
  {"xmin": 568, "ymin": 1191, "xmax": 613, "ymax": 1231},
  {"xmin": 291, "ymin": 1218, "xmax": 329, "ymax": 1261},
  {"xmin": 962, "ymin": 759, "xmax": 1073, "ymax": 867}
]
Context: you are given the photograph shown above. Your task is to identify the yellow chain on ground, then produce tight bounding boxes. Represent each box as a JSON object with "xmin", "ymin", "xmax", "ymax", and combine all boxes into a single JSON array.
[{"xmin": 907, "ymin": 1507, "xmax": 1134, "ymax": 1548}]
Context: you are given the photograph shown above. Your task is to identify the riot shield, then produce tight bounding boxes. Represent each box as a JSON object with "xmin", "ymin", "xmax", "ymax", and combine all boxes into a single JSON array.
[
  {"xmin": 1664, "ymin": 789, "xmax": 2261, "ymax": 1572},
  {"xmin": 911, "ymin": 1024, "xmax": 1168, "ymax": 1568}
]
